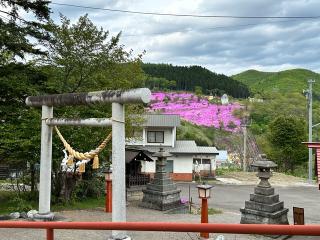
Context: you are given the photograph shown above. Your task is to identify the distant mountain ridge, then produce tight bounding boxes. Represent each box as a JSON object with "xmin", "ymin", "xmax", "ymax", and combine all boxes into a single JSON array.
[
  {"xmin": 142, "ymin": 63, "xmax": 250, "ymax": 98},
  {"xmin": 232, "ymin": 68, "xmax": 320, "ymax": 96}
]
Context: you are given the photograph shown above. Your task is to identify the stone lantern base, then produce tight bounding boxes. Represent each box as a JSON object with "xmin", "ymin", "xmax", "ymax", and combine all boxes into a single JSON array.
[
  {"xmin": 240, "ymin": 186, "xmax": 289, "ymax": 224},
  {"xmin": 140, "ymin": 188, "xmax": 182, "ymax": 211}
]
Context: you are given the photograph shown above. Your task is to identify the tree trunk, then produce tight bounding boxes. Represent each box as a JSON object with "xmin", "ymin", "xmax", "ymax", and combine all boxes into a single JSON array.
[{"xmin": 60, "ymin": 172, "xmax": 79, "ymax": 202}]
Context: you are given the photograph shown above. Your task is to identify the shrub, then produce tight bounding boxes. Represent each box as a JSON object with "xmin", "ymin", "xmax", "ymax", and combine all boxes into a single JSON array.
[{"xmin": 8, "ymin": 195, "xmax": 33, "ymax": 212}]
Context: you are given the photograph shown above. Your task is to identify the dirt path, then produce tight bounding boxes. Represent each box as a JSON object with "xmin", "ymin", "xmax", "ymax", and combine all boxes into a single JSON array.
[{"xmin": 216, "ymin": 172, "xmax": 315, "ymax": 186}]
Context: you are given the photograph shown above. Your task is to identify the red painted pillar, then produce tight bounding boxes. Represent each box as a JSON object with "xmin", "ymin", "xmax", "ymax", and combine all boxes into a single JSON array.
[
  {"xmin": 317, "ymin": 148, "xmax": 320, "ymax": 188},
  {"xmin": 46, "ymin": 228, "xmax": 54, "ymax": 240},
  {"xmin": 200, "ymin": 198, "xmax": 209, "ymax": 239},
  {"xmin": 105, "ymin": 179, "xmax": 112, "ymax": 213}
]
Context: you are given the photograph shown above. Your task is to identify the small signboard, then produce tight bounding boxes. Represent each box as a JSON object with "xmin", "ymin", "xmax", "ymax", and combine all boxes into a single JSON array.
[{"xmin": 293, "ymin": 207, "xmax": 304, "ymax": 225}]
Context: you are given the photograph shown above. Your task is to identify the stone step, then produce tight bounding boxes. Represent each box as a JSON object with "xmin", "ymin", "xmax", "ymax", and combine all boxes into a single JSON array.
[
  {"xmin": 240, "ymin": 207, "xmax": 289, "ymax": 224},
  {"xmin": 240, "ymin": 207, "xmax": 289, "ymax": 219},
  {"xmin": 245, "ymin": 200, "xmax": 284, "ymax": 213},
  {"xmin": 254, "ymin": 187, "xmax": 275, "ymax": 196},
  {"xmin": 250, "ymin": 193, "xmax": 279, "ymax": 204}
]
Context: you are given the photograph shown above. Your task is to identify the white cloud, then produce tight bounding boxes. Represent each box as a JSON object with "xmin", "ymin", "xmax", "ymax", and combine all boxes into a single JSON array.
[{"xmin": 50, "ymin": 0, "xmax": 320, "ymax": 74}]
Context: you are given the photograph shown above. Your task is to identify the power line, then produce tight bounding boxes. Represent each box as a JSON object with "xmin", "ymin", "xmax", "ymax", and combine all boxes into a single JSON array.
[
  {"xmin": 122, "ymin": 18, "xmax": 316, "ymax": 38},
  {"xmin": 50, "ymin": 2, "xmax": 320, "ymax": 19}
]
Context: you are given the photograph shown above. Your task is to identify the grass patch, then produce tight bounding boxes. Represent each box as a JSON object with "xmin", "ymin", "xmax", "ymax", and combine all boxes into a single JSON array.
[
  {"xmin": 52, "ymin": 197, "xmax": 105, "ymax": 212},
  {"xmin": 0, "ymin": 180, "xmax": 10, "ymax": 184},
  {"xmin": 215, "ymin": 166, "xmax": 241, "ymax": 176},
  {"xmin": 208, "ymin": 208, "xmax": 223, "ymax": 215},
  {"xmin": 0, "ymin": 191, "xmax": 16, "ymax": 214},
  {"xmin": 0, "ymin": 191, "xmax": 37, "ymax": 215},
  {"xmin": 0, "ymin": 191, "xmax": 105, "ymax": 215}
]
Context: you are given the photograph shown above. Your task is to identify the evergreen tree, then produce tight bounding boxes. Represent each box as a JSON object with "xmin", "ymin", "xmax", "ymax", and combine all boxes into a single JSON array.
[
  {"xmin": 268, "ymin": 116, "xmax": 307, "ymax": 173},
  {"xmin": 0, "ymin": 0, "xmax": 50, "ymax": 63},
  {"xmin": 142, "ymin": 63, "xmax": 250, "ymax": 98}
]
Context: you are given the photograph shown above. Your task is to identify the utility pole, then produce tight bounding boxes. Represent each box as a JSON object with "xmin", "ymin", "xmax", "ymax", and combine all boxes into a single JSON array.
[
  {"xmin": 241, "ymin": 102, "xmax": 250, "ymax": 172},
  {"xmin": 307, "ymin": 79, "xmax": 315, "ymax": 182},
  {"xmin": 243, "ymin": 124, "xmax": 247, "ymax": 171}
]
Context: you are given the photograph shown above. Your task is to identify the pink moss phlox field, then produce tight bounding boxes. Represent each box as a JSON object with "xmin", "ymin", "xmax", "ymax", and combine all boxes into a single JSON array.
[{"xmin": 149, "ymin": 92, "xmax": 242, "ymax": 132}]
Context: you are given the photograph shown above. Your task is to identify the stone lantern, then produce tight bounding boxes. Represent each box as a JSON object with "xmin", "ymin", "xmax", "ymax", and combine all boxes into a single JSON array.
[
  {"xmin": 240, "ymin": 155, "xmax": 289, "ymax": 224},
  {"xmin": 253, "ymin": 158, "xmax": 278, "ymax": 189},
  {"xmin": 140, "ymin": 148, "xmax": 182, "ymax": 211}
]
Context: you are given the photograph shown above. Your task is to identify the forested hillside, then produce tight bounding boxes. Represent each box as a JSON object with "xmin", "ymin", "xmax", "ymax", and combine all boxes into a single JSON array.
[
  {"xmin": 233, "ymin": 68, "xmax": 320, "ymax": 175},
  {"xmin": 233, "ymin": 68, "xmax": 320, "ymax": 96},
  {"xmin": 142, "ymin": 63, "xmax": 250, "ymax": 98}
]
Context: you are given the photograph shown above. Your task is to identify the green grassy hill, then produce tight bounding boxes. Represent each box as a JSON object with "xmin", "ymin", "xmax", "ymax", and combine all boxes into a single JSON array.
[{"xmin": 232, "ymin": 68, "xmax": 320, "ymax": 96}]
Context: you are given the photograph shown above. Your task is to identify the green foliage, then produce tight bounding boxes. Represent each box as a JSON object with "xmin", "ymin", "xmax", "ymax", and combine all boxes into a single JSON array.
[
  {"xmin": 248, "ymin": 92, "xmax": 320, "ymax": 135},
  {"xmin": 233, "ymin": 68, "xmax": 320, "ymax": 96},
  {"xmin": 0, "ymin": 64, "xmax": 44, "ymax": 168},
  {"xmin": 145, "ymin": 76, "xmax": 176, "ymax": 91},
  {"xmin": 215, "ymin": 165, "xmax": 241, "ymax": 176},
  {"xmin": 0, "ymin": 13, "xmax": 147, "ymax": 203},
  {"xmin": 226, "ymin": 121, "xmax": 237, "ymax": 130},
  {"xmin": 52, "ymin": 197, "xmax": 104, "ymax": 212},
  {"xmin": 73, "ymin": 176, "xmax": 104, "ymax": 200},
  {"xmin": 142, "ymin": 63, "xmax": 250, "ymax": 98},
  {"xmin": 207, "ymin": 208, "xmax": 223, "ymax": 215},
  {"xmin": 0, "ymin": 0, "xmax": 50, "ymax": 61},
  {"xmin": 233, "ymin": 69, "xmax": 320, "ymax": 160},
  {"xmin": 267, "ymin": 116, "xmax": 308, "ymax": 172},
  {"xmin": 43, "ymin": 14, "xmax": 145, "ymax": 93},
  {"xmin": 177, "ymin": 121, "xmax": 215, "ymax": 146},
  {"xmin": 0, "ymin": 191, "xmax": 104, "ymax": 214},
  {"xmin": 8, "ymin": 195, "xmax": 33, "ymax": 212},
  {"xmin": 0, "ymin": 191, "xmax": 38, "ymax": 214},
  {"xmin": 194, "ymin": 86, "xmax": 202, "ymax": 96}
]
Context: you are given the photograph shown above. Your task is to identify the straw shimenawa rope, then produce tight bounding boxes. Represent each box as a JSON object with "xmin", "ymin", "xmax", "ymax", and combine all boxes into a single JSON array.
[{"xmin": 54, "ymin": 126, "xmax": 111, "ymax": 170}]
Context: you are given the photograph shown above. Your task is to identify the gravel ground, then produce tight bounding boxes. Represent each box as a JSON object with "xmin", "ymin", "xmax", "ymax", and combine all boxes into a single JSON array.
[
  {"xmin": 0, "ymin": 205, "xmax": 268, "ymax": 240},
  {"xmin": 216, "ymin": 172, "xmax": 314, "ymax": 187},
  {"xmin": 0, "ymin": 174, "xmax": 318, "ymax": 240}
]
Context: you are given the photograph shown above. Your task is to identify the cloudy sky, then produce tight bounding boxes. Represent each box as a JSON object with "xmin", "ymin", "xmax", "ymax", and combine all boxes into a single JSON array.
[{"xmin": 48, "ymin": 0, "xmax": 320, "ymax": 75}]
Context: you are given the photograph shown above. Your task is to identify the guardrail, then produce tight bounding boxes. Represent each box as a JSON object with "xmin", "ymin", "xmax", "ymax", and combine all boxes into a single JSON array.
[{"xmin": 1, "ymin": 221, "xmax": 320, "ymax": 240}]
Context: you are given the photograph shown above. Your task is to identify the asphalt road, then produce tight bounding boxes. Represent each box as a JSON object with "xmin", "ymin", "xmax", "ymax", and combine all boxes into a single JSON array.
[
  {"xmin": 176, "ymin": 182, "xmax": 320, "ymax": 224},
  {"xmin": 0, "ymin": 182, "xmax": 319, "ymax": 240}
]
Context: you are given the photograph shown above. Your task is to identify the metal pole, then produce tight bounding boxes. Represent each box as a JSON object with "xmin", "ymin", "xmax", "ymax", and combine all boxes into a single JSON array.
[
  {"xmin": 308, "ymin": 79, "xmax": 315, "ymax": 182},
  {"xmin": 38, "ymin": 106, "xmax": 54, "ymax": 217},
  {"xmin": 189, "ymin": 184, "xmax": 191, "ymax": 213},
  {"xmin": 243, "ymin": 125, "xmax": 247, "ymax": 172},
  {"xmin": 111, "ymin": 102, "xmax": 130, "ymax": 239},
  {"xmin": 200, "ymin": 198, "xmax": 209, "ymax": 238}
]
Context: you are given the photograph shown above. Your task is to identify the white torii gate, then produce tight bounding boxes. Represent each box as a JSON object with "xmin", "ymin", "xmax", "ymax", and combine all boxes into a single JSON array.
[{"xmin": 26, "ymin": 88, "xmax": 151, "ymax": 240}]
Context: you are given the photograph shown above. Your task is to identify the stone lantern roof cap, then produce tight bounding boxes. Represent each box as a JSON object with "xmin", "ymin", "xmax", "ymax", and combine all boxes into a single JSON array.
[
  {"xmin": 152, "ymin": 148, "xmax": 172, "ymax": 158},
  {"xmin": 251, "ymin": 160, "xmax": 277, "ymax": 169},
  {"xmin": 197, "ymin": 184, "xmax": 214, "ymax": 190}
]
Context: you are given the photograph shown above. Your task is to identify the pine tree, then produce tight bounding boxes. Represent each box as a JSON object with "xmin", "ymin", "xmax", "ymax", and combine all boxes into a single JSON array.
[{"xmin": 0, "ymin": 0, "xmax": 51, "ymax": 63}]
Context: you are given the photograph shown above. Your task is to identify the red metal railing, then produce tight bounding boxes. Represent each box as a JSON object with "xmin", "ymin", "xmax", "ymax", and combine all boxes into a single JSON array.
[{"xmin": 1, "ymin": 221, "xmax": 320, "ymax": 240}]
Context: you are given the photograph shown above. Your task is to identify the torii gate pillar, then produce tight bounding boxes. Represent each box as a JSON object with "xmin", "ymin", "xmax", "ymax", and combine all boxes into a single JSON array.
[
  {"xmin": 37, "ymin": 105, "xmax": 54, "ymax": 219},
  {"xmin": 111, "ymin": 102, "xmax": 127, "ymax": 239}
]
